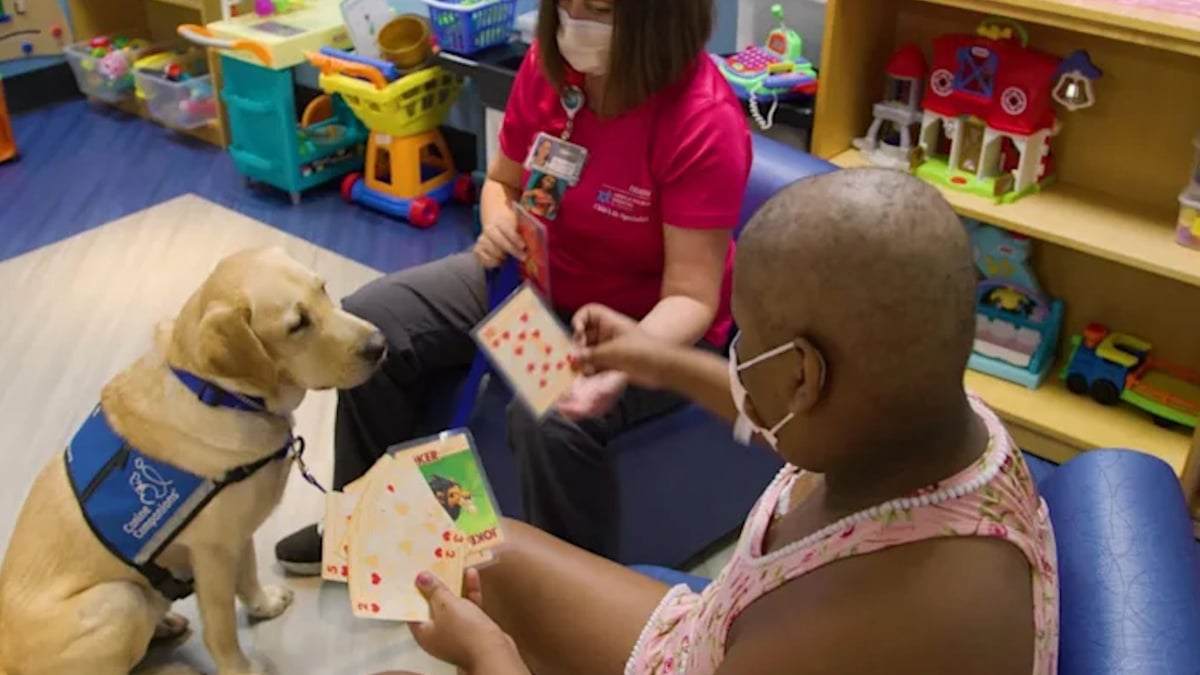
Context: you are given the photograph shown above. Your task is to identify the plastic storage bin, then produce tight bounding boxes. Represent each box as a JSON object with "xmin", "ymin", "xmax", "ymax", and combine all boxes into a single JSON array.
[
  {"xmin": 423, "ymin": 0, "xmax": 517, "ymax": 55},
  {"xmin": 136, "ymin": 73, "xmax": 218, "ymax": 130},
  {"xmin": 65, "ymin": 37, "xmax": 158, "ymax": 103}
]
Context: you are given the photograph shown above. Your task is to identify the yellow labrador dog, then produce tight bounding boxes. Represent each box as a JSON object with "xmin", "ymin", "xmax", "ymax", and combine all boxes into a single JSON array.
[{"xmin": 0, "ymin": 247, "xmax": 385, "ymax": 675}]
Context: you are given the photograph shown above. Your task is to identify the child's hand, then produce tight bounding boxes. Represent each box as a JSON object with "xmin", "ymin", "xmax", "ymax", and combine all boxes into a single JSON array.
[
  {"xmin": 407, "ymin": 569, "xmax": 519, "ymax": 672},
  {"xmin": 571, "ymin": 303, "xmax": 639, "ymax": 349},
  {"xmin": 570, "ymin": 305, "xmax": 667, "ymax": 390}
]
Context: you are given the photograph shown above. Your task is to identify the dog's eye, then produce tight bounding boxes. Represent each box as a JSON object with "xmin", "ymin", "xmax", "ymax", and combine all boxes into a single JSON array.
[{"xmin": 289, "ymin": 312, "xmax": 310, "ymax": 335}]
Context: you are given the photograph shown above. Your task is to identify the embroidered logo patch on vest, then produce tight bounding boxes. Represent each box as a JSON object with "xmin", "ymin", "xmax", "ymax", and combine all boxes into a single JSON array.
[{"xmin": 65, "ymin": 405, "xmax": 214, "ymax": 567}]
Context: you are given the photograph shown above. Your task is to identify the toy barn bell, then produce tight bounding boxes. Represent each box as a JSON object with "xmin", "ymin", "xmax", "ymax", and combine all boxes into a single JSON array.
[{"xmin": 1052, "ymin": 50, "xmax": 1102, "ymax": 111}]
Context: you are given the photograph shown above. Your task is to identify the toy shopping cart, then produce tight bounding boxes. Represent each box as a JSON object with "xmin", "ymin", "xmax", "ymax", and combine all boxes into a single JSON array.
[{"xmin": 308, "ymin": 50, "xmax": 476, "ymax": 227}]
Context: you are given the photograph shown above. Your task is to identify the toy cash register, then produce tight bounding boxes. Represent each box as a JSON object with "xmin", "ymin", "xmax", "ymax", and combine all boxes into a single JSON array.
[{"xmin": 711, "ymin": 3, "xmax": 818, "ymax": 128}]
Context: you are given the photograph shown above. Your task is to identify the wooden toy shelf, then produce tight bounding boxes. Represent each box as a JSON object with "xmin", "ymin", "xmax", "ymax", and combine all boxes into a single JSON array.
[
  {"xmin": 814, "ymin": 0, "xmax": 1200, "ymax": 516},
  {"xmin": 65, "ymin": 0, "xmax": 230, "ymax": 147}
]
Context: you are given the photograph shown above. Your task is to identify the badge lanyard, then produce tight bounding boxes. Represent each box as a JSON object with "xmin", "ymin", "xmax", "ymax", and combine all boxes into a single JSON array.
[
  {"xmin": 521, "ymin": 85, "xmax": 590, "ymax": 223},
  {"xmin": 559, "ymin": 85, "xmax": 584, "ymax": 143}
]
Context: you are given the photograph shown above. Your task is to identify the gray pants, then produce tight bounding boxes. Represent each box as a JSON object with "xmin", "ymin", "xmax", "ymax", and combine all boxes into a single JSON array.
[{"xmin": 333, "ymin": 252, "xmax": 689, "ymax": 559}]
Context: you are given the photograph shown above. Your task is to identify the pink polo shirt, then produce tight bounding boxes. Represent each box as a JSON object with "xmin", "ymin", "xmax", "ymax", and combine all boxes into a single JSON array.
[{"xmin": 499, "ymin": 42, "xmax": 750, "ymax": 347}]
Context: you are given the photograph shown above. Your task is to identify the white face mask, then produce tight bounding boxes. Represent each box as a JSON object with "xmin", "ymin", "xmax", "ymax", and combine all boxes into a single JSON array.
[
  {"xmin": 557, "ymin": 7, "xmax": 612, "ymax": 75},
  {"xmin": 728, "ymin": 334, "xmax": 805, "ymax": 449}
]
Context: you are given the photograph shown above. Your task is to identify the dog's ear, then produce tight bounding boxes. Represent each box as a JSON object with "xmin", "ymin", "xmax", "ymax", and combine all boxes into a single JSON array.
[{"xmin": 196, "ymin": 302, "xmax": 278, "ymax": 394}]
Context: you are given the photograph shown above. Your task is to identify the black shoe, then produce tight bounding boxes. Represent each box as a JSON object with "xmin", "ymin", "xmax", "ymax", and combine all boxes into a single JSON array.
[{"xmin": 275, "ymin": 523, "xmax": 322, "ymax": 576}]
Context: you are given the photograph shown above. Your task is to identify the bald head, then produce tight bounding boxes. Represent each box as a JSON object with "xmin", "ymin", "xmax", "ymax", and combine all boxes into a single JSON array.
[{"xmin": 734, "ymin": 168, "xmax": 976, "ymax": 405}]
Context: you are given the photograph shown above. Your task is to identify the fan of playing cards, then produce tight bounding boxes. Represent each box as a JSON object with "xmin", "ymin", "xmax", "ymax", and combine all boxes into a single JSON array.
[{"xmin": 321, "ymin": 430, "xmax": 505, "ymax": 622}]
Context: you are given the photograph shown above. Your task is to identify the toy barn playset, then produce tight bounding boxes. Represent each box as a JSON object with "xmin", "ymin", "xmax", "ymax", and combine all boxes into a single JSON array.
[
  {"xmin": 965, "ymin": 219, "xmax": 1064, "ymax": 389},
  {"xmin": 1062, "ymin": 323, "xmax": 1200, "ymax": 430},
  {"xmin": 712, "ymin": 4, "xmax": 818, "ymax": 131},
  {"xmin": 1178, "ymin": 133, "xmax": 1200, "ymax": 250},
  {"xmin": 855, "ymin": 18, "xmax": 1102, "ymax": 204}
]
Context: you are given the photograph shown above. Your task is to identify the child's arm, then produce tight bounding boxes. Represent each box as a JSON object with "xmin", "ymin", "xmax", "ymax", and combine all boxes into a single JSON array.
[
  {"xmin": 467, "ymin": 640, "xmax": 531, "ymax": 675},
  {"xmin": 651, "ymin": 345, "xmax": 739, "ymax": 425}
]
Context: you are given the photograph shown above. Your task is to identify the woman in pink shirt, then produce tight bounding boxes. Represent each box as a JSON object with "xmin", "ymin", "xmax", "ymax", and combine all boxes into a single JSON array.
[{"xmin": 275, "ymin": 0, "xmax": 751, "ymax": 571}]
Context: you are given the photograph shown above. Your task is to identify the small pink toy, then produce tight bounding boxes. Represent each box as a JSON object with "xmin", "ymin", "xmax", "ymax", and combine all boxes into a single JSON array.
[
  {"xmin": 254, "ymin": 0, "xmax": 275, "ymax": 17},
  {"xmin": 98, "ymin": 50, "xmax": 130, "ymax": 80}
]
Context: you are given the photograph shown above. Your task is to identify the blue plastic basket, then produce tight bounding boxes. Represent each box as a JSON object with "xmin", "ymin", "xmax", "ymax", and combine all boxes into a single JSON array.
[{"xmin": 423, "ymin": 0, "xmax": 517, "ymax": 56}]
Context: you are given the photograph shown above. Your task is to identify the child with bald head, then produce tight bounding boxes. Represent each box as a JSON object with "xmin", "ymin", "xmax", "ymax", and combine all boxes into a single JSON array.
[{"xmin": 389, "ymin": 169, "xmax": 1058, "ymax": 675}]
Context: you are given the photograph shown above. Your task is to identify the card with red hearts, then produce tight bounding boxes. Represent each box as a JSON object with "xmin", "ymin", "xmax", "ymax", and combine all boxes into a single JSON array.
[
  {"xmin": 347, "ymin": 455, "xmax": 466, "ymax": 622},
  {"xmin": 321, "ymin": 474, "xmax": 371, "ymax": 583},
  {"xmin": 472, "ymin": 283, "xmax": 578, "ymax": 418}
]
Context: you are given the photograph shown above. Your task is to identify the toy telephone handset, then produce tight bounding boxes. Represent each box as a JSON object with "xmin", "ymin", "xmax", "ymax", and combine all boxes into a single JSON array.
[{"xmin": 764, "ymin": 4, "xmax": 802, "ymax": 61}]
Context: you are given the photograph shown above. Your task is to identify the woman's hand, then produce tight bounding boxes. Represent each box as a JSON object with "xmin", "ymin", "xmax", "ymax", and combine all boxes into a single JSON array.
[
  {"xmin": 472, "ymin": 196, "xmax": 525, "ymax": 265},
  {"xmin": 570, "ymin": 304, "xmax": 670, "ymax": 390},
  {"xmin": 406, "ymin": 569, "xmax": 522, "ymax": 672},
  {"xmin": 556, "ymin": 371, "xmax": 628, "ymax": 420}
]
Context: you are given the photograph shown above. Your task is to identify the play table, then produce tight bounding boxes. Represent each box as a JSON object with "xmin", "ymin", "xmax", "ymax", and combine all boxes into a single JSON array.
[{"xmin": 180, "ymin": 0, "xmax": 366, "ymax": 204}]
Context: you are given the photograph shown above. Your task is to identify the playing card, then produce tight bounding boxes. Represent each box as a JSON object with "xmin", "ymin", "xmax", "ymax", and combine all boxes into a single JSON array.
[
  {"xmin": 514, "ymin": 205, "xmax": 550, "ymax": 298},
  {"xmin": 321, "ymin": 475, "xmax": 371, "ymax": 582},
  {"xmin": 321, "ymin": 492, "xmax": 350, "ymax": 582},
  {"xmin": 348, "ymin": 455, "xmax": 467, "ymax": 622},
  {"xmin": 472, "ymin": 284, "xmax": 578, "ymax": 418},
  {"xmin": 390, "ymin": 430, "xmax": 506, "ymax": 564}
]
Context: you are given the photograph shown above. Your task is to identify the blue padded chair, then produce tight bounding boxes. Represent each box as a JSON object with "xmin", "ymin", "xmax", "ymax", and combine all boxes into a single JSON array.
[
  {"xmin": 443, "ymin": 135, "xmax": 837, "ymax": 567},
  {"xmin": 634, "ymin": 450, "xmax": 1200, "ymax": 675}
]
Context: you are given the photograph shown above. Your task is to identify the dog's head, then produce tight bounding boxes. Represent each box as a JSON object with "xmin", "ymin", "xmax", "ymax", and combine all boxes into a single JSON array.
[{"xmin": 169, "ymin": 247, "xmax": 385, "ymax": 407}]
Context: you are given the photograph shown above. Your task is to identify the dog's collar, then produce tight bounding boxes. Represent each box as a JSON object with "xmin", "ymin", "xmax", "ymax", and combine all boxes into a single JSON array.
[
  {"xmin": 170, "ymin": 368, "xmax": 326, "ymax": 493},
  {"xmin": 171, "ymin": 368, "xmax": 266, "ymax": 412}
]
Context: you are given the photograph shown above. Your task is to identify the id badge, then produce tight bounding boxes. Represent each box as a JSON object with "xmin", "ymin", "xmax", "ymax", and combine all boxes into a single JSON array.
[
  {"xmin": 524, "ymin": 132, "xmax": 588, "ymax": 186},
  {"xmin": 520, "ymin": 170, "xmax": 567, "ymax": 221}
]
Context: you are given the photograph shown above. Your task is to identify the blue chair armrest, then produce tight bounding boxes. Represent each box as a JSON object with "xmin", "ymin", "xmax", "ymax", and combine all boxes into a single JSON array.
[
  {"xmin": 1040, "ymin": 449, "xmax": 1200, "ymax": 675},
  {"xmin": 739, "ymin": 135, "xmax": 837, "ymax": 235},
  {"xmin": 630, "ymin": 564, "xmax": 711, "ymax": 594}
]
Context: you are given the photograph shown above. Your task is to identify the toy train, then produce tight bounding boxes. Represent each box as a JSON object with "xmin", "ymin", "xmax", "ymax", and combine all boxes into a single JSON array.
[{"xmin": 1062, "ymin": 323, "xmax": 1200, "ymax": 429}]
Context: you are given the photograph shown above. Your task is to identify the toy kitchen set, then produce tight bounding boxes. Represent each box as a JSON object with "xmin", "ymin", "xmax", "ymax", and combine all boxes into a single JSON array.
[{"xmin": 180, "ymin": 0, "xmax": 366, "ymax": 204}]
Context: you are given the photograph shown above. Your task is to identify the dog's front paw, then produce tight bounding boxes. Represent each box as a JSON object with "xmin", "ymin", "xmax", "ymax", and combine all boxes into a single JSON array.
[{"xmin": 244, "ymin": 584, "xmax": 293, "ymax": 620}]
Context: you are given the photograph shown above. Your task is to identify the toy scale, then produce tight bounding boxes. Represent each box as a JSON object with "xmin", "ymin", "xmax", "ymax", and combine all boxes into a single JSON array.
[
  {"xmin": 711, "ymin": 4, "xmax": 817, "ymax": 129},
  {"xmin": 965, "ymin": 220, "xmax": 1063, "ymax": 389}
]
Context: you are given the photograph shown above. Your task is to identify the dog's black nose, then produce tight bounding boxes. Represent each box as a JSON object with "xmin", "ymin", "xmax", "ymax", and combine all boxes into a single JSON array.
[{"xmin": 361, "ymin": 332, "xmax": 387, "ymax": 362}]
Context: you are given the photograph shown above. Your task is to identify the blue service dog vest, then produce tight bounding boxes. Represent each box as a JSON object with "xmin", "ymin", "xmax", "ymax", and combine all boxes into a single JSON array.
[{"xmin": 64, "ymin": 371, "xmax": 295, "ymax": 600}]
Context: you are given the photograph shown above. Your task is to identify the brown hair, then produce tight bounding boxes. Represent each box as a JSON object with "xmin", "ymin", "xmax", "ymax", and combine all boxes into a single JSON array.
[{"xmin": 537, "ymin": 0, "xmax": 714, "ymax": 117}]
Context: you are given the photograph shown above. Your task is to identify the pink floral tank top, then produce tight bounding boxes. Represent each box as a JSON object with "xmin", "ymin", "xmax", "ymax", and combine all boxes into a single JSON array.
[{"xmin": 625, "ymin": 396, "xmax": 1059, "ymax": 675}]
